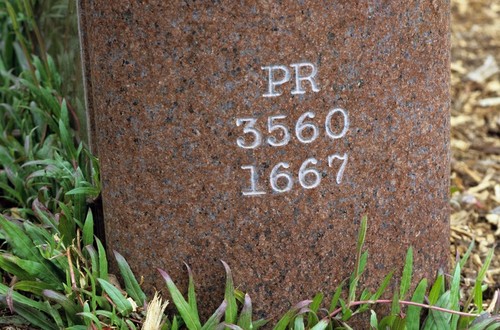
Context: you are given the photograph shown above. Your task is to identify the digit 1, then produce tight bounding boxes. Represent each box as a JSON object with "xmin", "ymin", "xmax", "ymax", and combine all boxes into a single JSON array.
[{"xmin": 241, "ymin": 165, "xmax": 266, "ymax": 196}]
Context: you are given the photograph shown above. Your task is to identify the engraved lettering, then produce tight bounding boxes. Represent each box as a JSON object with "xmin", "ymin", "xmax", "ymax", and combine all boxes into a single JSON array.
[
  {"xmin": 326, "ymin": 108, "xmax": 349, "ymax": 140},
  {"xmin": 295, "ymin": 111, "xmax": 319, "ymax": 144},
  {"xmin": 238, "ymin": 60, "xmax": 350, "ymax": 196},
  {"xmin": 236, "ymin": 118, "xmax": 262, "ymax": 149},
  {"xmin": 270, "ymin": 162, "xmax": 293, "ymax": 193},
  {"xmin": 328, "ymin": 153, "xmax": 348, "ymax": 184},
  {"xmin": 298, "ymin": 158, "xmax": 321, "ymax": 189},
  {"xmin": 290, "ymin": 62, "xmax": 320, "ymax": 95},
  {"xmin": 241, "ymin": 165, "xmax": 266, "ymax": 196},
  {"xmin": 261, "ymin": 65, "xmax": 291, "ymax": 97},
  {"xmin": 267, "ymin": 115, "xmax": 291, "ymax": 147}
]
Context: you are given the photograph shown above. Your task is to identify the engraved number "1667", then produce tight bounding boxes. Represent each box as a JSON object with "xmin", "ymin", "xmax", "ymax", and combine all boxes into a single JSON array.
[{"xmin": 241, "ymin": 155, "xmax": 348, "ymax": 196}]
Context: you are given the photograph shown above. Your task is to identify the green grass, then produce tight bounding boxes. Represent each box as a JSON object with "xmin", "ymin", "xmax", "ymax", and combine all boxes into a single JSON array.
[{"xmin": 0, "ymin": 1, "xmax": 499, "ymax": 329}]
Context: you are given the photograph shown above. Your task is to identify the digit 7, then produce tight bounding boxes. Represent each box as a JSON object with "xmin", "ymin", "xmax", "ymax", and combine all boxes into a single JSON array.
[{"xmin": 328, "ymin": 153, "xmax": 348, "ymax": 184}]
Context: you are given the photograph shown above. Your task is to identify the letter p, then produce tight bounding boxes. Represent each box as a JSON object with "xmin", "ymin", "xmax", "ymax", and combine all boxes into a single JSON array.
[{"xmin": 262, "ymin": 65, "xmax": 291, "ymax": 97}]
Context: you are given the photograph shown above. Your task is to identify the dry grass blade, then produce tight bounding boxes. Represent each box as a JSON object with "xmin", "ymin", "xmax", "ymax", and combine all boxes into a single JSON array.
[{"xmin": 142, "ymin": 292, "xmax": 168, "ymax": 330}]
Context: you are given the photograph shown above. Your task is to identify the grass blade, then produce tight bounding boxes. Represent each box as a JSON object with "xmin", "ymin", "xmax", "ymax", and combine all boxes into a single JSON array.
[
  {"xmin": 372, "ymin": 271, "xmax": 394, "ymax": 302},
  {"xmin": 0, "ymin": 254, "xmax": 31, "ymax": 280},
  {"xmin": 8, "ymin": 300, "xmax": 57, "ymax": 330},
  {"xmin": 172, "ymin": 315, "xmax": 180, "ymax": 330},
  {"xmin": 43, "ymin": 290, "xmax": 82, "ymax": 323},
  {"xmin": 310, "ymin": 319, "xmax": 329, "ymax": 330},
  {"xmin": 96, "ymin": 238, "xmax": 108, "ymax": 281},
  {"xmin": 0, "ymin": 216, "xmax": 64, "ymax": 287},
  {"xmin": 459, "ymin": 240, "xmax": 475, "ymax": 270},
  {"xmin": 349, "ymin": 216, "xmax": 368, "ymax": 304},
  {"xmin": 0, "ymin": 283, "xmax": 50, "ymax": 313},
  {"xmin": 356, "ymin": 215, "xmax": 368, "ymax": 256},
  {"xmin": 370, "ymin": 310, "xmax": 378, "ymax": 329},
  {"xmin": 425, "ymin": 291, "xmax": 451, "ymax": 329},
  {"xmin": 237, "ymin": 293, "xmax": 252, "ymax": 329},
  {"xmin": 390, "ymin": 291, "xmax": 400, "ymax": 317},
  {"xmin": 252, "ymin": 319, "xmax": 268, "ymax": 330},
  {"xmin": 13, "ymin": 281, "xmax": 53, "ymax": 296},
  {"xmin": 399, "ymin": 247, "xmax": 413, "ymax": 300},
  {"xmin": 221, "ymin": 261, "xmax": 237, "ymax": 325},
  {"xmin": 474, "ymin": 248, "xmax": 495, "ymax": 314},
  {"xmin": 185, "ymin": 263, "xmax": 200, "ymax": 324},
  {"xmin": 329, "ymin": 281, "xmax": 344, "ymax": 312},
  {"xmin": 406, "ymin": 279, "xmax": 427, "ymax": 330},
  {"xmin": 428, "ymin": 273, "xmax": 444, "ymax": 305},
  {"xmin": 113, "ymin": 251, "xmax": 146, "ymax": 306},
  {"xmin": 82, "ymin": 210, "xmax": 94, "ymax": 247},
  {"xmin": 378, "ymin": 315, "xmax": 396, "ymax": 330},
  {"xmin": 294, "ymin": 315, "xmax": 305, "ymax": 330},
  {"xmin": 450, "ymin": 263, "xmax": 462, "ymax": 328},
  {"xmin": 468, "ymin": 314, "xmax": 500, "ymax": 330},
  {"xmin": 78, "ymin": 312, "xmax": 103, "ymax": 330},
  {"xmin": 158, "ymin": 268, "xmax": 201, "ymax": 330},
  {"xmin": 97, "ymin": 279, "xmax": 133, "ymax": 315},
  {"xmin": 201, "ymin": 300, "xmax": 227, "ymax": 330},
  {"xmin": 273, "ymin": 300, "xmax": 311, "ymax": 330},
  {"xmin": 308, "ymin": 292, "xmax": 323, "ymax": 327}
]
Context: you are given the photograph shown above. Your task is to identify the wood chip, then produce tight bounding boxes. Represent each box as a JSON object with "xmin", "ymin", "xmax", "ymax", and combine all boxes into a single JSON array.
[
  {"xmin": 467, "ymin": 55, "xmax": 499, "ymax": 83},
  {"xmin": 478, "ymin": 97, "xmax": 500, "ymax": 107}
]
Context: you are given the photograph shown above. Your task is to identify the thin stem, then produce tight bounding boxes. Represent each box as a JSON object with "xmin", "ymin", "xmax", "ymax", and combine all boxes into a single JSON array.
[
  {"xmin": 66, "ymin": 248, "xmax": 85, "ymax": 306},
  {"xmin": 330, "ymin": 299, "xmax": 479, "ymax": 318}
]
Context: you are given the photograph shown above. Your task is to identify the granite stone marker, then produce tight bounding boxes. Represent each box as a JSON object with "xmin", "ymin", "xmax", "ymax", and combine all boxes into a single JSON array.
[{"xmin": 78, "ymin": 1, "xmax": 450, "ymax": 319}]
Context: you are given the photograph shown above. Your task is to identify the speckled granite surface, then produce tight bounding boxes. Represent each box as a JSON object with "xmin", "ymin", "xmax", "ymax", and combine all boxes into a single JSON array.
[{"xmin": 79, "ymin": 1, "xmax": 450, "ymax": 320}]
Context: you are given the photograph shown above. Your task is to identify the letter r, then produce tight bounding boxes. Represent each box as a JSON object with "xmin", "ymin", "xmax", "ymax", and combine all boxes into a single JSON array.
[
  {"xmin": 262, "ymin": 65, "xmax": 291, "ymax": 97},
  {"xmin": 290, "ymin": 62, "xmax": 320, "ymax": 95}
]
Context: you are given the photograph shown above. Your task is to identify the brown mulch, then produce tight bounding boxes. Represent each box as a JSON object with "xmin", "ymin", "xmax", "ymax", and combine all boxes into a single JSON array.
[{"xmin": 450, "ymin": 0, "xmax": 500, "ymax": 302}]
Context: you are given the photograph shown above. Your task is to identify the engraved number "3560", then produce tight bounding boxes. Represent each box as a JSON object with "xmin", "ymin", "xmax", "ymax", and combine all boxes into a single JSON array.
[{"xmin": 236, "ymin": 108, "xmax": 349, "ymax": 149}]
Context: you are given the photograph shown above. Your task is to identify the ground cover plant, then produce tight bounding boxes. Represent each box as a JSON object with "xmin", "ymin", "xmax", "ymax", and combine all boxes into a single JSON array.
[{"xmin": 0, "ymin": 0, "xmax": 499, "ymax": 329}]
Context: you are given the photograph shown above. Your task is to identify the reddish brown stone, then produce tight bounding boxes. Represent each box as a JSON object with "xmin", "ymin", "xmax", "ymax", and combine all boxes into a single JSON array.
[{"xmin": 78, "ymin": 0, "xmax": 450, "ymax": 321}]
